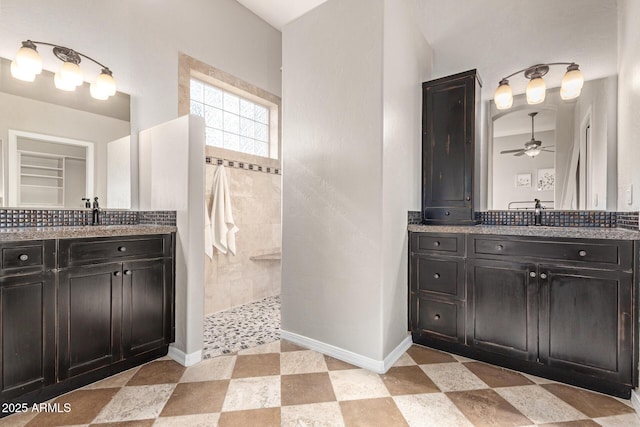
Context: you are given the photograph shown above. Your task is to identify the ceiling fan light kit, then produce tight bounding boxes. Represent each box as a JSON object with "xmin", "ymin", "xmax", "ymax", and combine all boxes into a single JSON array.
[{"xmin": 499, "ymin": 112, "xmax": 555, "ymax": 158}]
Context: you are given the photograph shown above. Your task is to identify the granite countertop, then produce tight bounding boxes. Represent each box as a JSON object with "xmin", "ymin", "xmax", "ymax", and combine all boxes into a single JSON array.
[
  {"xmin": 407, "ymin": 224, "xmax": 640, "ymax": 240},
  {"xmin": 0, "ymin": 225, "xmax": 177, "ymax": 241}
]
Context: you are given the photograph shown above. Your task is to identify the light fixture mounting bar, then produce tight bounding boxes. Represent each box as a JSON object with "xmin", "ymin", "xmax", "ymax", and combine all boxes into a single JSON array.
[{"xmin": 26, "ymin": 40, "xmax": 111, "ymax": 71}]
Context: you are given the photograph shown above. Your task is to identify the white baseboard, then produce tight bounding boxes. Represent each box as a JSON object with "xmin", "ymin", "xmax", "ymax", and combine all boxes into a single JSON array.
[
  {"xmin": 631, "ymin": 389, "xmax": 640, "ymax": 415},
  {"xmin": 168, "ymin": 345, "xmax": 202, "ymax": 367},
  {"xmin": 280, "ymin": 330, "xmax": 411, "ymax": 374}
]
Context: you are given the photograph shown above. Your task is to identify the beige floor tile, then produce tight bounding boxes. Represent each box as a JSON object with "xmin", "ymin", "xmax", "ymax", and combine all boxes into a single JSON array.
[
  {"xmin": 218, "ymin": 407, "xmax": 280, "ymax": 427},
  {"xmin": 91, "ymin": 421, "xmax": 155, "ymax": 426},
  {"xmin": 231, "ymin": 353, "xmax": 280, "ymax": 378},
  {"xmin": 419, "ymin": 363, "xmax": 488, "ymax": 392},
  {"xmin": 92, "ymin": 385, "xmax": 176, "ymax": 423},
  {"xmin": 160, "ymin": 381, "xmax": 229, "ymax": 416},
  {"xmin": 237, "ymin": 340, "xmax": 281, "ymax": 355},
  {"xmin": 393, "ymin": 393, "xmax": 474, "ymax": 427},
  {"xmin": 450, "ymin": 353, "xmax": 476, "ymax": 363},
  {"xmin": 536, "ymin": 420, "xmax": 601, "ymax": 426},
  {"xmin": 329, "ymin": 369, "xmax": 390, "ymax": 401},
  {"xmin": 83, "ymin": 367, "xmax": 141, "ymax": 390},
  {"xmin": 392, "ymin": 353, "xmax": 418, "ymax": 367},
  {"xmin": 221, "ymin": 376, "xmax": 280, "ymax": 411},
  {"xmin": 495, "ymin": 385, "xmax": 588, "ymax": 424},
  {"xmin": 280, "ymin": 349, "xmax": 328, "ymax": 375},
  {"xmin": 593, "ymin": 413, "xmax": 640, "ymax": 426},
  {"xmin": 340, "ymin": 397, "xmax": 408, "ymax": 427},
  {"xmin": 463, "ymin": 362, "xmax": 534, "ymax": 388},
  {"xmin": 281, "ymin": 372, "xmax": 336, "ymax": 406},
  {"xmin": 152, "ymin": 413, "xmax": 220, "ymax": 426},
  {"xmin": 179, "ymin": 356, "xmax": 236, "ymax": 382},
  {"xmin": 280, "ymin": 402, "xmax": 345, "ymax": 427}
]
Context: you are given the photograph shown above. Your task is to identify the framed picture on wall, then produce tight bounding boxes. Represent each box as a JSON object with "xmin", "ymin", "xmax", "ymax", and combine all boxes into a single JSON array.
[
  {"xmin": 515, "ymin": 173, "xmax": 532, "ymax": 187},
  {"xmin": 537, "ymin": 168, "xmax": 555, "ymax": 191}
]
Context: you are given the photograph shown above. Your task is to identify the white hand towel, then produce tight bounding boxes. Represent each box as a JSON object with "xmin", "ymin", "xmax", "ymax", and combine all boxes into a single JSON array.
[
  {"xmin": 210, "ymin": 165, "xmax": 239, "ymax": 255},
  {"xmin": 204, "ymin": 201, "xmax": 213, "ymax": 260}
]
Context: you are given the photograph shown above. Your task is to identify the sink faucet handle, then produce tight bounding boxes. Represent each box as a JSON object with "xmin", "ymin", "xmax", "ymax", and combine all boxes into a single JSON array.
[
  {"xmin": 82, "ymin": 198, "xmax": 91, "ymax": 208},
  {"xmin": 93, "ymin": 197, "xmax": 100, "ymax": 209}
]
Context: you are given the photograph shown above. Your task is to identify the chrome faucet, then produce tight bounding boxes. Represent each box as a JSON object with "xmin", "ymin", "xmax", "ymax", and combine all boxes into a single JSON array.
[
  {"xmin": 92, "ymin": 197, "xmax": 101, "ymax": 225},
  {"xmin": 534, "ymin": 198, "xmax": 542, "ymax": 226}
]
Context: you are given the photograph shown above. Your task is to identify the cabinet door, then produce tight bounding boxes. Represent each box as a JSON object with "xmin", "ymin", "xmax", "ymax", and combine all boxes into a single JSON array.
[
  {"xmin": 0, "ymin": 272, "xmax": 54, "ymax": 400},
  {"xmin": 539, "ymin": 266, "xmax": 632, "ymax": 384},
  {"xmin": 122, "ymin": 259, "xmax": 173, "ymax": 358},
  {"xmin": 58, "ymin": 264, "xmax": 123, "ymax": 380},
  {"xmin": 467, "ymin": 259, "xmax": 538, "ymax": 361}
]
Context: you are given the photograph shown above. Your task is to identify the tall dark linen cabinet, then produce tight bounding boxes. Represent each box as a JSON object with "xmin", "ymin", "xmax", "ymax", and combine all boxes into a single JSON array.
[{"xmin": 422, "ymin": 69, "xmax": 481, "ymax": 224}]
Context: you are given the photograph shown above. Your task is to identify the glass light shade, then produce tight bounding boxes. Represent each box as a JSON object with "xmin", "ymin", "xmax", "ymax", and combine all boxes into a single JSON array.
[
  {"xmin": 494, "ymin": 82, "xmax": 513, "ymax": 110},
  {"xmin": 54, "ymin": 71, "xmax": 77, "ymax": 91},
  {"xmin": 15, "ymin": 46, "xmax": 42, "ymax": 75},
  {"xmin": 525, "ymin": 147, "xmax": 541, "ymax": 157},
  {"xmin": 90, "ymin": 82, "xmax": 109, "ymax": 100},
  {"xmin": 526, "ymin": 77, "xmax": 546, "ymax": 105},
  {"xmin": 59, "ymin": 61, "xmax": 83, "ymax": 86},
  {"xmin": 10, "ymin": 60, "xmax": 36, "ymax": 82},
  {"xmin": 560, "ymin": 68, "xmax": 584, "ymax": 100},
  {"xmin": 95, "ymin": 71, "xmax": 116, "ymax": 96}
]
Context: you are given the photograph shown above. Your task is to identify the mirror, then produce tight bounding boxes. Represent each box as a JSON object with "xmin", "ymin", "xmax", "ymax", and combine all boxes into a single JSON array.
[
  {"xmin": 488, "ymin": 76, "xmax": 617, "ymax": 211},
  {"xmin": 0, "ymin": 56, "xmax": 131, "ymax": 209}
]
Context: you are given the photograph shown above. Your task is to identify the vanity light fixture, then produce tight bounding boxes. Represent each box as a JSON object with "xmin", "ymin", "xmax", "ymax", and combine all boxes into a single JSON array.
[
  {"xmin": 494, "ymin": 62, "xmax": 584, "ymax": 110},
  {"xmin": 11, "ymin": 40, "xmax": 117, "ymax": 100}
]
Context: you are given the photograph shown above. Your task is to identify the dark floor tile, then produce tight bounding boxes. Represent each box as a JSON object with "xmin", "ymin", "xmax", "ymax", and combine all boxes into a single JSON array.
[
  {"xmin": 380, "ymin": 366, "xmax": 440, "ymax": 395},
  {"xmin": 541, "ymin": 383, "xmax": 635, "ymax": 418},
  {"xmin": 281, "ymin": 372, "xmax": 336, "ymax": 406},
  {"xmin": 463, "ymin": 362, "xmax": 534, "ymax": 388},
  {"xmin": 160, "ymin": 380, "xmax": 230, "ymax": 416},
  {"xmin": 26, "ymin": 388, "xmax": 120, "ymax": 426},
  {"xmin": 406, "ymin": 345, "xmax": 457, "ymax": 364},
  {"xmin": 280, "ymin": 340, "xmax": 306, "ymax": 352},
  {"xmin": 231, "ymin": 353, "xmax": 280, "ymax": 378},
  {"xmin": 340, "ymin": 398, "xmax": 409, "ymax": 427},
  {"xmin": 90, "ymin": 421, "xmax": 155, "ymax": 427},
  {"xmin": 218, "ymin": 407, "xmax": 280, "ymax": 427},
  {"xmin": 324, "ymin": 355, "xmax": 359, "ymax": 371},
  {"xmin": 537, "ymin": 421, "xmax": 601, "ymax": 427},
  {"xmin": 446, "ymin": 388, "xmax": 533, "ymax": 427},
  {"xmin": 126, "ymin": 360, "xmax": 186, "ymax": 386}
]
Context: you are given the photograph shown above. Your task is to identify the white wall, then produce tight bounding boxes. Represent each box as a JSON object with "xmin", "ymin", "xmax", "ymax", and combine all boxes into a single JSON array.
[
  {"xmin": 617, "ymin": 0, "xmax": 640, "ymax": 211},
  {"xmin": 381, "ymin": 0, "xmax": 432, "ymax": 356},
  {"xmin": 282, "ymin": 0, "xmax": 430, "ymax": 365},
  {"xmin": 0, "ymin": 0, "xmax": 282, "ymax": 207}
]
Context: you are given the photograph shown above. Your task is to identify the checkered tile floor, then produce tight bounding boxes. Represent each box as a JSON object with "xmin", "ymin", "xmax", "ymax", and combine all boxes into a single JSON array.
[{"xmin": 4, "ymin": 341, "xmax": 639, "ymax": 426}]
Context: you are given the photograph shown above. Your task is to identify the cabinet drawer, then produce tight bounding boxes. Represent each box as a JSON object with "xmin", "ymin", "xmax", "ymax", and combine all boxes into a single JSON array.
[
  {"xmin": 424, "ymin": 207, "xmax": 474, "ymax": 224},
  {"xmin": 411, "ymin": 232, "xmax": 464, "ymax": 256},
  {"xmin": 413, "ymin": 255, "xmax": 464, "ymax": 299},
  {"xmin": 0, "ymin": 240, "xmax": 55, "ymax": 275},
  {"xmin": 59, "ymin": 234, "xmax": 172, "ymax": 267},
  {"xmin": 469, "ymin": 236, "xmax": 632, "ymax": 269},
  {"xmin": 414, "ymin": 296, "xmax": 464, "ymax": 342}
]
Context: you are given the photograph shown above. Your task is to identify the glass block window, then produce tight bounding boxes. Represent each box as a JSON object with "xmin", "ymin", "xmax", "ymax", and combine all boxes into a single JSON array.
[{"xmin": 190, "ymin": 77, "xmax": 271, "ymax": 158}]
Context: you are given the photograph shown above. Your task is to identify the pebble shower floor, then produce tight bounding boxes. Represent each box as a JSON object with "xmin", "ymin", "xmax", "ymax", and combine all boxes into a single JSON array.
[{"xmin": 202, "ymin": 295, "xmax": 281, "ymax": 359}]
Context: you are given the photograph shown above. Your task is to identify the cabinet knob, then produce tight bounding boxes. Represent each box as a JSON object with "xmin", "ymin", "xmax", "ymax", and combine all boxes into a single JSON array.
[
  {"xmin": 114, "ymin": 271, "xmax": 122, "ymax": 277},
  {"xmin": 578, "ymin": 250, "xmax": 587, "ymax": 257},
  {"xmin": 18, "ymin": 254, "xmax": 29, "ymax": 261},
  {"xmin": 433, "ymin": 241, "xmax": 441, "ymax": 247},
  {"xmin": 124, "ymin": 270, "xmax": 132, "ymax": 276},
  {"xmin": 529, "ymin": 271, "xmax": 536, "ymax": 278},
  {"xmin": 118, "ymin": 246, "xmax": 127, "ymax": 252},
  {"xmin": 496, "ymin": 244, "xmax": 504, "ymax": 251},
  {"xmin": 444, "ymin": 211, "xmax": 451, "ymax": 216},
  {"xmin": 540, "ymin": 273, "xmax": 548, "ymax": 279},
  {"xmin": 466, "ymin": 196, "xmax": 471, "ymax": 201},
  {"xmin": 434, "ymin": 314, "xmax": 441, "ymax": 320},
  {"xmin": 433, "ymin": 273, "xmax": 440, "ymax": 279}
]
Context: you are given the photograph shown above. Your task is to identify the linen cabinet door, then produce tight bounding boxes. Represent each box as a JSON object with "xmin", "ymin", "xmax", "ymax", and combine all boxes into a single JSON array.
[
  {"xmin": 0, "ymin": 272, "xmax": 55, "ymax": 401},
  {"xmin": 467, "ymin": 259, "xmax": 538, "ymax": 361},
  {"xmin": 58, "ymin": 264, "xmax": 123, "ymax": 380},
  {"xmin": 122, "ymin": 259, "xmax": 173, "ymax": 358},
  {"xmin": 538, "ymin": 266, "xmax": 632, "ymax": 385}
]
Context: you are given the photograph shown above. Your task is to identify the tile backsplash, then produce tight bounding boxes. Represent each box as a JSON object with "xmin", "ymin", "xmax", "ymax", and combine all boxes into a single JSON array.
[{"xmin": 0, "ymin": 209, "xmax": 176, "ymax": 228}]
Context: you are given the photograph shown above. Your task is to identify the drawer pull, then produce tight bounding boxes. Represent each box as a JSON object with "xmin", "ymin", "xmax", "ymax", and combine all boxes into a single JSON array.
[
  {"xmin": 118, "ymin": 246, "xmax": 127, "ymax": 252},
  {"xmin": 540, "ymin": 273, "xmax": 548, "ymax": 279},
  {"xmin": 124, "ymin": 270, "xmax": 132, "ymax": 276},
  {"xmin": 434, "ymin": 314, "xmax": 441, "ymax": 320},
  {"xmin": 433, "ymin": 273, "xmax": 440, "ymax": 279},
  {"xmin": 444, "ymin": 211, "xmax": 451, "ymax": 216},
  {"xmin": 433, "ymin": 241, "xmax": 441, "ymax": 247},
  {"xmin": 18, "ymin": 254, "xmax": 29, "ymax": 261},
  {"xmin": 114, "ymin": 271, "xmax": 122, "ymax": 277},
  {"xmin": 529, "ymin": 271, "xmax": 536, "ymax": 278},
  {"xmin": 578, "ymin": 250, "xmax": 587, "ymax": 257},
  {"xmin": 496, "ymin": 244, "xmax": 504, "ymax": 251}
]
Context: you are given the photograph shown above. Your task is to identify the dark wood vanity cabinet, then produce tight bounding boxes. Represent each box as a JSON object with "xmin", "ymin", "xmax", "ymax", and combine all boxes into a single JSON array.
[
  {"xmin": 409, "ymin": 231, "xmax": 637, "ymax": 397},
  {"xmin": 0, "ymin": 233, "xmax": 175, "ymax": 409},
  {"xmin": 422, "ymin": 70, "xmax": 481, "ymax": 225}
]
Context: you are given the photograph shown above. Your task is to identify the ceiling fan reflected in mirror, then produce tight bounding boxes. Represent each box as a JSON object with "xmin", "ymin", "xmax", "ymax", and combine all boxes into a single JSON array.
[{"xmin": 500, "ymin": 112, "xmax": 555, "ymax": 157}]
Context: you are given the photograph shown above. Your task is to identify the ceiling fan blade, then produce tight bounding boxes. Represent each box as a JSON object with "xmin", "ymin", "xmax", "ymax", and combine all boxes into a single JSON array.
[
  {"xmin": 539, "ymin": 145, "xmax": 555, "ymax": 149},
  {"xmin": 541, "ymin": 149, "xmax": 555, "ymax": 153},
  {"xmin": 501, "ymin": 149, "xmax": 525, "ymax": 154},
  {"xmin": 514, "ymin": 151, "xmax": 527, "ymax": 157}
]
